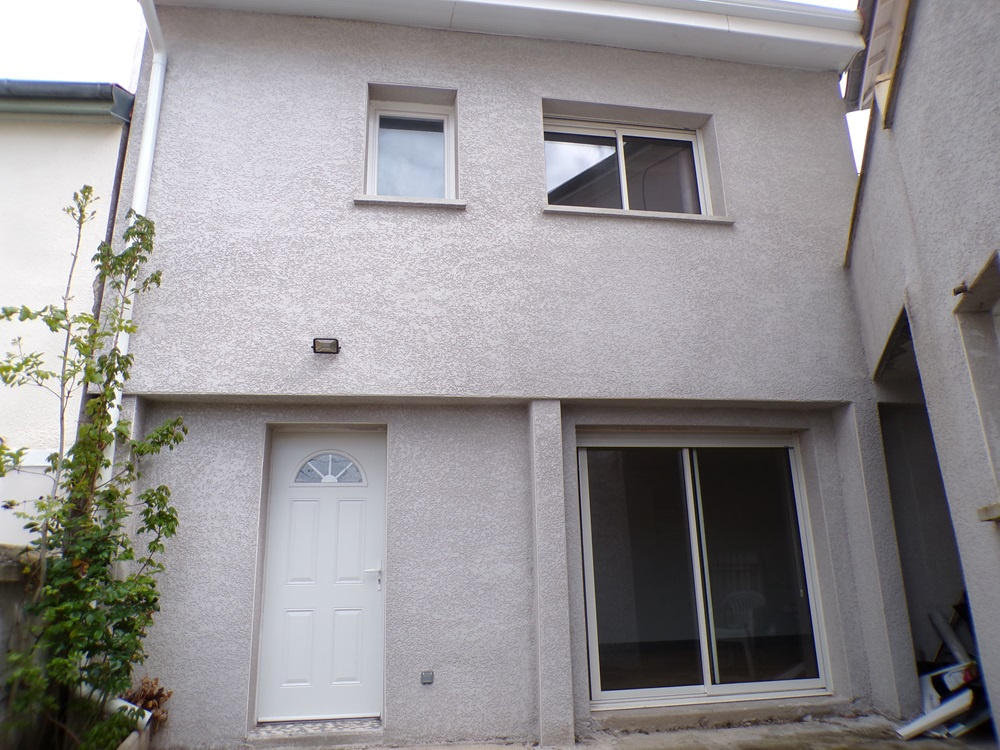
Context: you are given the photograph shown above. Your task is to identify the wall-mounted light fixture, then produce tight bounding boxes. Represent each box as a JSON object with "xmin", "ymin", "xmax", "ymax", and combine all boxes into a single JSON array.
[{"xmin": 312, "ymin": 338, "xmax": 340, "ymax": 354}]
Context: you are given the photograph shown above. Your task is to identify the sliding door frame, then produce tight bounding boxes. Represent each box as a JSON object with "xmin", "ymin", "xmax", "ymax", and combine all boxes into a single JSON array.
[{"xmin": 578, "ymin": 432, "xmax": 831, "ymax": 709}]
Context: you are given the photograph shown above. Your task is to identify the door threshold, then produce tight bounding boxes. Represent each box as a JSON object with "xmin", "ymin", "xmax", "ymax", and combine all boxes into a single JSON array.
[{"xmin": 249, "ymin": 718, "xmax": 382, "ymax": 745}]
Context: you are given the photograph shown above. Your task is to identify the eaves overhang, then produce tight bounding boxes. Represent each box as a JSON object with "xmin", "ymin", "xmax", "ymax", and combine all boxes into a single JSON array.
[
  {"xmin": 155, "ymin": 0, "xmax": 864, "ymax": 71},
  {"xmin": 0, "ymin": 80, "xmax": 134, "ymax": 123}
]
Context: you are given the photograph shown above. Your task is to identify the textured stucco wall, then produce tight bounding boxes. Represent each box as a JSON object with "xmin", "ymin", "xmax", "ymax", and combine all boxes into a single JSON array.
[
  {"xmin": 123, "ymin": 7, "xmax": 864, "ymax": 405},
  {"xmin": 847, "ymin": 0, "xmax": 1000, "ymax": 722},
  {"xmin": 111, "ymin": 6, "xmax": 896, "ymax": 746},
  {"xmin": 138, "ymin": 400, "xmax": 537, "ymax": 750},
  {"xmin": 140, "ymin": 398, "xmax": 904, "ymax": 748}
]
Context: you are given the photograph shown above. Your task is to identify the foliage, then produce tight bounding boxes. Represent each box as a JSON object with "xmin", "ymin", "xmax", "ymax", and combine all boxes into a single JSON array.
[{"xmin": 1, "ymin": 186, "xmax": 185, "ymax": 749}]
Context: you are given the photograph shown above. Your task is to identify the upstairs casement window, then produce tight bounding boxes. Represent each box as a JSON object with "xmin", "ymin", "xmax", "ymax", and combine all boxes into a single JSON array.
[
  {"xmin": 544, "ymin": 121, "xmax": 708, "ymax": 215},
  {"xmin": 366, "ymin": 101, "xmax": 456, "ymax": 200}
]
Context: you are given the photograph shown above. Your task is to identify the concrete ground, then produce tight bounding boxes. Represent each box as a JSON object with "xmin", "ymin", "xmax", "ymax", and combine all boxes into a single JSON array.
[
  {"xmin": 373, "ymin": 718, "xmax": 998, "ymax": 750},
  {"xmin": 577, "ymin": 716, "xmax": 998, "ymax": 750},
  {"xmin": 254, "ymin": 716, "xmax": 997, "ymax": 750}
]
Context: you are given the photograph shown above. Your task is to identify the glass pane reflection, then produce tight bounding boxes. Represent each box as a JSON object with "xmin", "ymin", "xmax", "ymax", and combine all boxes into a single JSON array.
[
  {"xmin": 623, "ymin": 136, "xmax": 700, "ymax": 214},
  {"xmin": 587, "ymin": 448, "xmax": 702, "ymax": 690},
  {"xmin": 377, "ymin": 116, "xmax": 446, "ymax": 198},
  {"xmin": 695, "ymin": 448, "xmax": 819, "ymax": 685},
  {"xmin": 544, "ymin": 132, "xmax": 622, "ymax": 209}
]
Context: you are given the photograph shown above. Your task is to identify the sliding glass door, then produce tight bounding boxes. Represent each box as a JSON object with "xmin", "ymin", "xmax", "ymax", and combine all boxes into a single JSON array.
[{"xmin": 579, "ymin": 438, "xmax": 824, "ymax": 703}]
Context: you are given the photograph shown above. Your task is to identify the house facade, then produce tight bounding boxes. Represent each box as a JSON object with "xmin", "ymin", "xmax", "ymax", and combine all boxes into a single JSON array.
[{"xmin": 87, "ymin": 1, "xmax": 966, "ymax": 747}]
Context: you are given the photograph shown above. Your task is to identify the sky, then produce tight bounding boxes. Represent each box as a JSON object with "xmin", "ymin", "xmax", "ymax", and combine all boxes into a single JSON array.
[
  {"xmin": 0, "ymin": 0, "xmax": 867, "ymax": 168},
  {"xmin": 0, "ymin": 0, "xmax": 146, "ymax": 90}
]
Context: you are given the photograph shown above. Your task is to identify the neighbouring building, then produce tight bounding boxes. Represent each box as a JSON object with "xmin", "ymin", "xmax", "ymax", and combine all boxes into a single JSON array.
[
  {"xmin": 845, "ymin": 0, "xmax": 1000, "ymax": 730},
  {"xmin": 0, "ymin": 78, "xmax": 134, "ymax": 723},
  {"xmin": 0, "ymin": 80, "xmax": 134, "ymax": 545},
  {"xmin": 8, "ymin": 0, "xmax": 1000, "ymax": 748}
]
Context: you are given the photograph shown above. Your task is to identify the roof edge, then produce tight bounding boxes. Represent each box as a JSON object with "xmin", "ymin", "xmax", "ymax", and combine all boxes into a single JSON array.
[
  {"xmin": 155, "ymin": 0, "xmax": 865, "ymax": 71},
  {"xmin": 0, "ymin": 81, "xmax": 135, "ymax": 123}
]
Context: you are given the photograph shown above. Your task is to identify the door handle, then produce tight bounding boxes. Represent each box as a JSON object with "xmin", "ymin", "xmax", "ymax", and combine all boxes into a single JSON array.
[{"xmin": 364, "ymin": 559, "xmax": 382, "ymax": 591}]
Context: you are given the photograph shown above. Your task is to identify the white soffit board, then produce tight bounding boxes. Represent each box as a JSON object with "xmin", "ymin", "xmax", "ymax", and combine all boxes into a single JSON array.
[{"xmin": 155, "ymin": 0, "xmax": 864, "ymax": 71}]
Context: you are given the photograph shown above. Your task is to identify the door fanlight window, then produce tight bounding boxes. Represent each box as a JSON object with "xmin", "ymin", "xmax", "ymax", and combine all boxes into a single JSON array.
[{"xmin": 294, "ymin": 452, "xmax": 365, "ymax": 485}]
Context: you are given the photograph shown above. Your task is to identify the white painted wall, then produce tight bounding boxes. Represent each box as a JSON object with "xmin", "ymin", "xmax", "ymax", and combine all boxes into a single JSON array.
[{"xmin": 0, "ymin": 115, "xmax": 123, "ymax": 541}]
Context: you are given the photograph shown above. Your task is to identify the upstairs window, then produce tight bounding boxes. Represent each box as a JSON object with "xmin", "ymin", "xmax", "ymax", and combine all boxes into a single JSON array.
[
  {"xmin": 366, "ymin": 100, "xmax": 456, "ymax": 200},
  {"xmin": 544, "ymin": 121, "xmax": 707, "ymax": 215}
]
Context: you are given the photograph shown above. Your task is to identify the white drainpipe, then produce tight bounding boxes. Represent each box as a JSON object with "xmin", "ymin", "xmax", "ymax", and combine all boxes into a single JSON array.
[
  {"xmin": 101, "ymin": 0, "xmax": 167, "ymax": 467},
  {"xmin": 133, "ymin": 0, "xmax": 166, "ymax": 216}
]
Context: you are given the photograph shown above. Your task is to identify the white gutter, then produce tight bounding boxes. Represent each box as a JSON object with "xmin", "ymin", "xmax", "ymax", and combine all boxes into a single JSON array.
[
  {"xmin": 157, "ymin": 0, "xmax": 863, "ymax": 70},
  {"xmin": 133, "ymin": 0, "xmax": 167, "ymax": 216}
]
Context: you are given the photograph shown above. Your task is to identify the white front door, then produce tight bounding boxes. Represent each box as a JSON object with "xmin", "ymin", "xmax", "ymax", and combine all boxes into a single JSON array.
[{"xmin": 257, "ymin": 430, "xmax": 386, "ymax": 722}]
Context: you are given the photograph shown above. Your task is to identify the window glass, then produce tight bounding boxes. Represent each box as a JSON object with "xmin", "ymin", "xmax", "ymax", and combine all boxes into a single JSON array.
[
  {"xmin": 694, "ymin": 448, "xmax": 818, "ymax": 685},
  {"xmin": 544, "ymin": 121, "xmax": 706, "ymax": 214},
  {"xmin": 581, "ymin": 443, "xmax": 821, "ymax": 699},
  {"xmin": 623, "ymin": 136, "xmax": 700, "ymax": 214},
  {"xmin": 377, "ymin": 115, "xmax": 446, "ymax": 199},
  {"xmin": 587, "ymin": 448, "xmax": 702, "ymax": 689},
  {"xmin": 295, "ymin": 453, "xmax": 364, "ymax": 484},
  {"xmin": 544, "ymin": 132, "xmax": 622, "ymax": 209}
]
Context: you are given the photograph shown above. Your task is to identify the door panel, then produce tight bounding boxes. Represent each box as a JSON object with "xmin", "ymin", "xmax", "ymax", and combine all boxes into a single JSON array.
[{"xmin": 257, "ymin": 431, "xmax": 386, "ymax": 722}]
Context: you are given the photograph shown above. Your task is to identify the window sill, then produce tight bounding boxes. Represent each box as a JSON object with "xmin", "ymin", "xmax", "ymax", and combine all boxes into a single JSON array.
[
  {"xmin": 354, "ymin": 195, "xmax": 466, "ymax": 209},
  {"xmin": 543, "ymin": 205, "xmax": 735, "ymax": 225}
]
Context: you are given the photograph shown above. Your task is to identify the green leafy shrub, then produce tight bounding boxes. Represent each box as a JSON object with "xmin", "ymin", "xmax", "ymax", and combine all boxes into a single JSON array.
[{"xmin": 1, "ymin": 187, "xmax": 184, "ymax": 749}]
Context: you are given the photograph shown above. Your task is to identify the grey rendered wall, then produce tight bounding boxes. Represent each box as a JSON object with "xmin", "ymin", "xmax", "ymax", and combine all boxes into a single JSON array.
[
  {"xmin": 115, "ymin": 6, "xmax": 908, "ymax": 746},
  {"xmin": 125, "ymin": 7, "xmax": 864, "ymax": 406},
  {"xmin": 137, "ymin": 400, "xmax": 537, "ymax": 750},
  {"xmin": 139, "ymin": 397, "xmax": 914, "ymax": 749},
  {"xmin": 847, "ymin": 0, "xmax": 1000, "ymax": 721}
]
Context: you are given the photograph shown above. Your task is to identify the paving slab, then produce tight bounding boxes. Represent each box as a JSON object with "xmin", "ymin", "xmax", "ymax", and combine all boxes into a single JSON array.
[
  {"xmin": 252, "ymin": 716, "xmax": 997, "ymax": 750},
  {"xmin": 583, "ymin": 715, "xmax": 997, "ymax": 750}
]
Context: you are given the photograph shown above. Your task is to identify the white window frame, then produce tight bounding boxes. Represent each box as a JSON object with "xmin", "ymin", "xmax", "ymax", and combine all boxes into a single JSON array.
[
  {"xmin": 366, "ymin": 100, "xmax": 457, "ymax": 199},
  {"xmin": 576, "ymin": 432, "xmax": 831, "ymax": 709},
  {"xmin": 543, "ymin": 118, "xmax": 711, "ymax": 215}
]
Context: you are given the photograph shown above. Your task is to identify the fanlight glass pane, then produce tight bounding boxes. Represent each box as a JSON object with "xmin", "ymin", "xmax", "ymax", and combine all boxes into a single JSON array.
[
  {"xmin": 377, "ymin": 115, "xmax": 446, "ymax": 198},
  {"xmin": 545, "ymin": 132, "xmax": 622, "ymax": 209},
  {"xmin": 295, "ymin": 453, "xmax": 363, "ymax": 484},
  {"xmin": 623, "ymin": 136, "xmax": 700, "ymax": 214}
]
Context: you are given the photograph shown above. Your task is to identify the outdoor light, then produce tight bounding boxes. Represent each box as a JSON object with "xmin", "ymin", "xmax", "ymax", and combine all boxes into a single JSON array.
[{"xmin": 312, "ymin": 338, "xmax": 340, "ymax": 354}]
